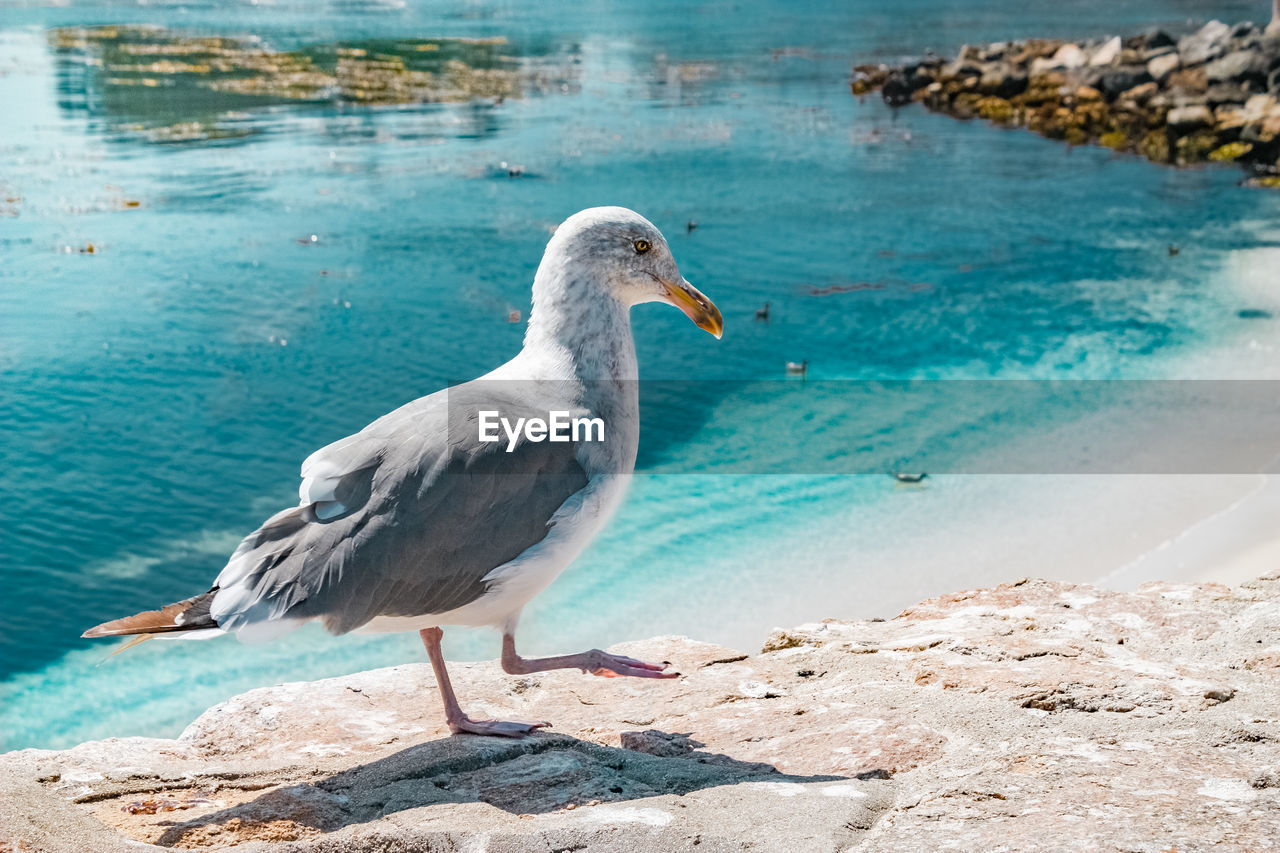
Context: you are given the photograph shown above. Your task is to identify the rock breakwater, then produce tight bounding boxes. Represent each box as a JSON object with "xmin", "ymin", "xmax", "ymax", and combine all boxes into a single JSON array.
[{"xmin": 853, "ymin": 20, "xmax": 1280, "ymax": 187}]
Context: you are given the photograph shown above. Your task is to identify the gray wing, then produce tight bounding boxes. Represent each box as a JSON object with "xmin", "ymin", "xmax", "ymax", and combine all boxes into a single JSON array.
[{"xmin": 210, "ymin": 381, "xmax": 590, "ymax": 635}]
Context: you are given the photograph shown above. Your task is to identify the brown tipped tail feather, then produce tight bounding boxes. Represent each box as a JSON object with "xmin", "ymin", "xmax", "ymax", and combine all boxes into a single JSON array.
[{"xmin": 82, "ymin": 588, "xmax": 220, "ymax": 638}]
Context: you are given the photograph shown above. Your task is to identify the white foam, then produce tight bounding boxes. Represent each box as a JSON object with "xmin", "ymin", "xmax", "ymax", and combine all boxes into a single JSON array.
[{"xmin": 91, "ymin": 529, "xmax": 244, "ymax": 580}]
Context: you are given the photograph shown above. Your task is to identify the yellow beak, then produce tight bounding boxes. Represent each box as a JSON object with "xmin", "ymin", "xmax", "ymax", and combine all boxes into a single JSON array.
[{"xmin": 663, "ymin": 278, "xmax": 724, "ymax": 339}]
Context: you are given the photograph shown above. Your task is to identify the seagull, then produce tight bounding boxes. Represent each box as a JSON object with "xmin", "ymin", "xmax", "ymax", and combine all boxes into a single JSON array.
[
  {"xmin": 755, "ymin": 302, "xmax": 770, "ymax": 322},
  {"xmin": 785, "ymin": 359, "xmax": 808, "ymax": 377},
  {"xmin": 82, "ymin": 207, "xmax": 724, "ymax": 738}
]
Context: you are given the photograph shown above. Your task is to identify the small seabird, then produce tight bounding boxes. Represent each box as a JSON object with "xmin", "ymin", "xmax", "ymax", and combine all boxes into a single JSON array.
[
  {"xmin": 686, "ymin": 219, "xmax": 698, "ymax": 233},
  {"xmin": 82, "ymin": 207, "xmax": 724, "ymax": 738},
  {"xmin": 755, "ymin": 302, "xmax": 771, "ymax": 322},
  {"xmin": 501, "ymin": 161, "xmax": 525, "ymax": 178},
  {"xmin": 785, "ymin": 359, "xmax": 808, "ymax": 377},
  {"xmin": 1167, "ymin": 244, "xmax": 1179, "ymax": 256},
  {"xmin": 892, "ymin": 472, "xmax": 928, "ymax": 483}
]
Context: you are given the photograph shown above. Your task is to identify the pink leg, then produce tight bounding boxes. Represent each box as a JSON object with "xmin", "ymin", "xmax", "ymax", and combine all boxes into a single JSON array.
[
  {"xmin": 501, "ymin": 634, "xmax": 679, "ymax": 679},
  {"xmin": 420, "ymin": 627, "xmax": 549, "ymax": 737}
]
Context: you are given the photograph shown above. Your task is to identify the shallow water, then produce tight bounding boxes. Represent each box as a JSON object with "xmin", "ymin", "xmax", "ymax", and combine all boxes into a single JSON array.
[{"xmin": 4, "ymin": 0, "xmax": 1280, "ymax": 749}]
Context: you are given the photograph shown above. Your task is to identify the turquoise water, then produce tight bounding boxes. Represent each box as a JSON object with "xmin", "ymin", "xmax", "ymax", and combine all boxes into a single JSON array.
[{"xmin": 4, "ymin": 0, "xmax": 1280, "ymax": 750}]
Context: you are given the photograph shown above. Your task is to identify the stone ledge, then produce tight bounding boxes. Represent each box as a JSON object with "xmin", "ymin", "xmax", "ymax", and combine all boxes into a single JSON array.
[{"xmin": 2, "ymin": 573, "xmax": 1278, "ymax": 851}]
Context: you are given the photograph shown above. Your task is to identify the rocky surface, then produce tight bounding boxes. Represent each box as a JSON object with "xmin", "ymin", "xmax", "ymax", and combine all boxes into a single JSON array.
[
  {"xmin": 853, "ymin": 20, "xmax": 1280, "ymax": 187},
  {"xmin": 2, "ymin": 572, "xmax": 1278, "ymax": 852}
]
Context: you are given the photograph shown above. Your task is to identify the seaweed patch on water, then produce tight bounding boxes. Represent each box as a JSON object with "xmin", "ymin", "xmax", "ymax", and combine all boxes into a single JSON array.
[
  {"xmin": 49, "ymin": 25, "xmax": 576, "ymax": 142},
  {"xmin": 0, "ymin": 181, "xmax": 21, "ymax": 219},
  {"xmin": 805, "ymin": 279, "xmax": 934, "ymax": 297}
]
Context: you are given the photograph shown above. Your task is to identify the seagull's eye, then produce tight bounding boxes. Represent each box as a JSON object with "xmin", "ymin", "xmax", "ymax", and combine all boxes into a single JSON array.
[{"xmin": 633, "ymin": 239, "xmax": 651, "ymax": 255}]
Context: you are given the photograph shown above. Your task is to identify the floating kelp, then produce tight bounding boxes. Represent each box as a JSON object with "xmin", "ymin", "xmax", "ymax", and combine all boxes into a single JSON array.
[
  {"xmin": 0, "ymin": 182, "xmax": 20, "ymax": 218},
  {"xmin": 805, "ymin": 280, "xmax": 934, "ymax": 297},
  {"xmin": 49, "ymin": 25, "xmax": 571, "ymax": 142}
]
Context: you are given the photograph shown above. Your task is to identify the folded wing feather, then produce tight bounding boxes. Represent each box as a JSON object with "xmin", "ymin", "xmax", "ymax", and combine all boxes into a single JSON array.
[{"xmin": 211, "ymin": 381, "xmax": 590, "ymax": 636}]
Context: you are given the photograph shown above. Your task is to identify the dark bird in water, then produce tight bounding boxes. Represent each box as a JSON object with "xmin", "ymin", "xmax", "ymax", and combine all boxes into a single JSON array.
[
  {"xmin": 785, "ymin": 359, "xmax": 808, "ymax": 378},
  {"xmin": 892, "ymin": 472, "xmax": 928, "ymax": 483},
  {"xmin": 755, "ymin": 302, "xmax": 771, "ymax": 322},
  {"xmin": 686, "ymin": 220, "xmax": 698, "ymax": 233},
  {"xmin": 1168, "ymin": 244, "xmax": 1180, "ymax": 256}
]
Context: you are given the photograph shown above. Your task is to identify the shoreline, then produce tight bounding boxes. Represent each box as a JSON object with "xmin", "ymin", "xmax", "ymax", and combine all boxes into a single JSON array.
[
  {"xmin": 1106, "ymin": 237, "xmax": 1280, "ymax": 591},
  {"xmin": 1102, "ymin": 473, "xmax": 1280, "ymax": 590},
  {"xmin": 852, "ymin": 20, "xmax": 1280, "ymax": 187}
]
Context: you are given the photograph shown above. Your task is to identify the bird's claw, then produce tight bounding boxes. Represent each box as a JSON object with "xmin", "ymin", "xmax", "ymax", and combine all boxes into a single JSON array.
[
  {"xmin": 585, "ymin": 651, "xmax": 680, "ymax": 679},
  {"xmin": 448, "ymin": 717, "xmax": 550, "ymax": 738}
]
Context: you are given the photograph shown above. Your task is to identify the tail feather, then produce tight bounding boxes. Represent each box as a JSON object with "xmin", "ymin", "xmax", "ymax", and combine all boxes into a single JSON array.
[
  {"xmin": 82, "ymin": 588, "xmax": 219, "ymax": 638},
  {"xmin": 105, "ymin": 633, "xmax": 157, "ymax": 658}
]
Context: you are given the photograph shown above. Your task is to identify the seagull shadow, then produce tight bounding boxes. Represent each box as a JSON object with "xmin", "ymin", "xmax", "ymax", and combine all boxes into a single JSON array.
[{"xmin": 153, "ymin": 730, "xmax": 845, "ymax": 846}]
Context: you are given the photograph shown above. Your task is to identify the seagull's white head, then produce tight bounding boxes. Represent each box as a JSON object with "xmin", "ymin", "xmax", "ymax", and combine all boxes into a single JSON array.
[{"xmin": 535, "ymin": 206, "xmax": 723, "ymax": 339}]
